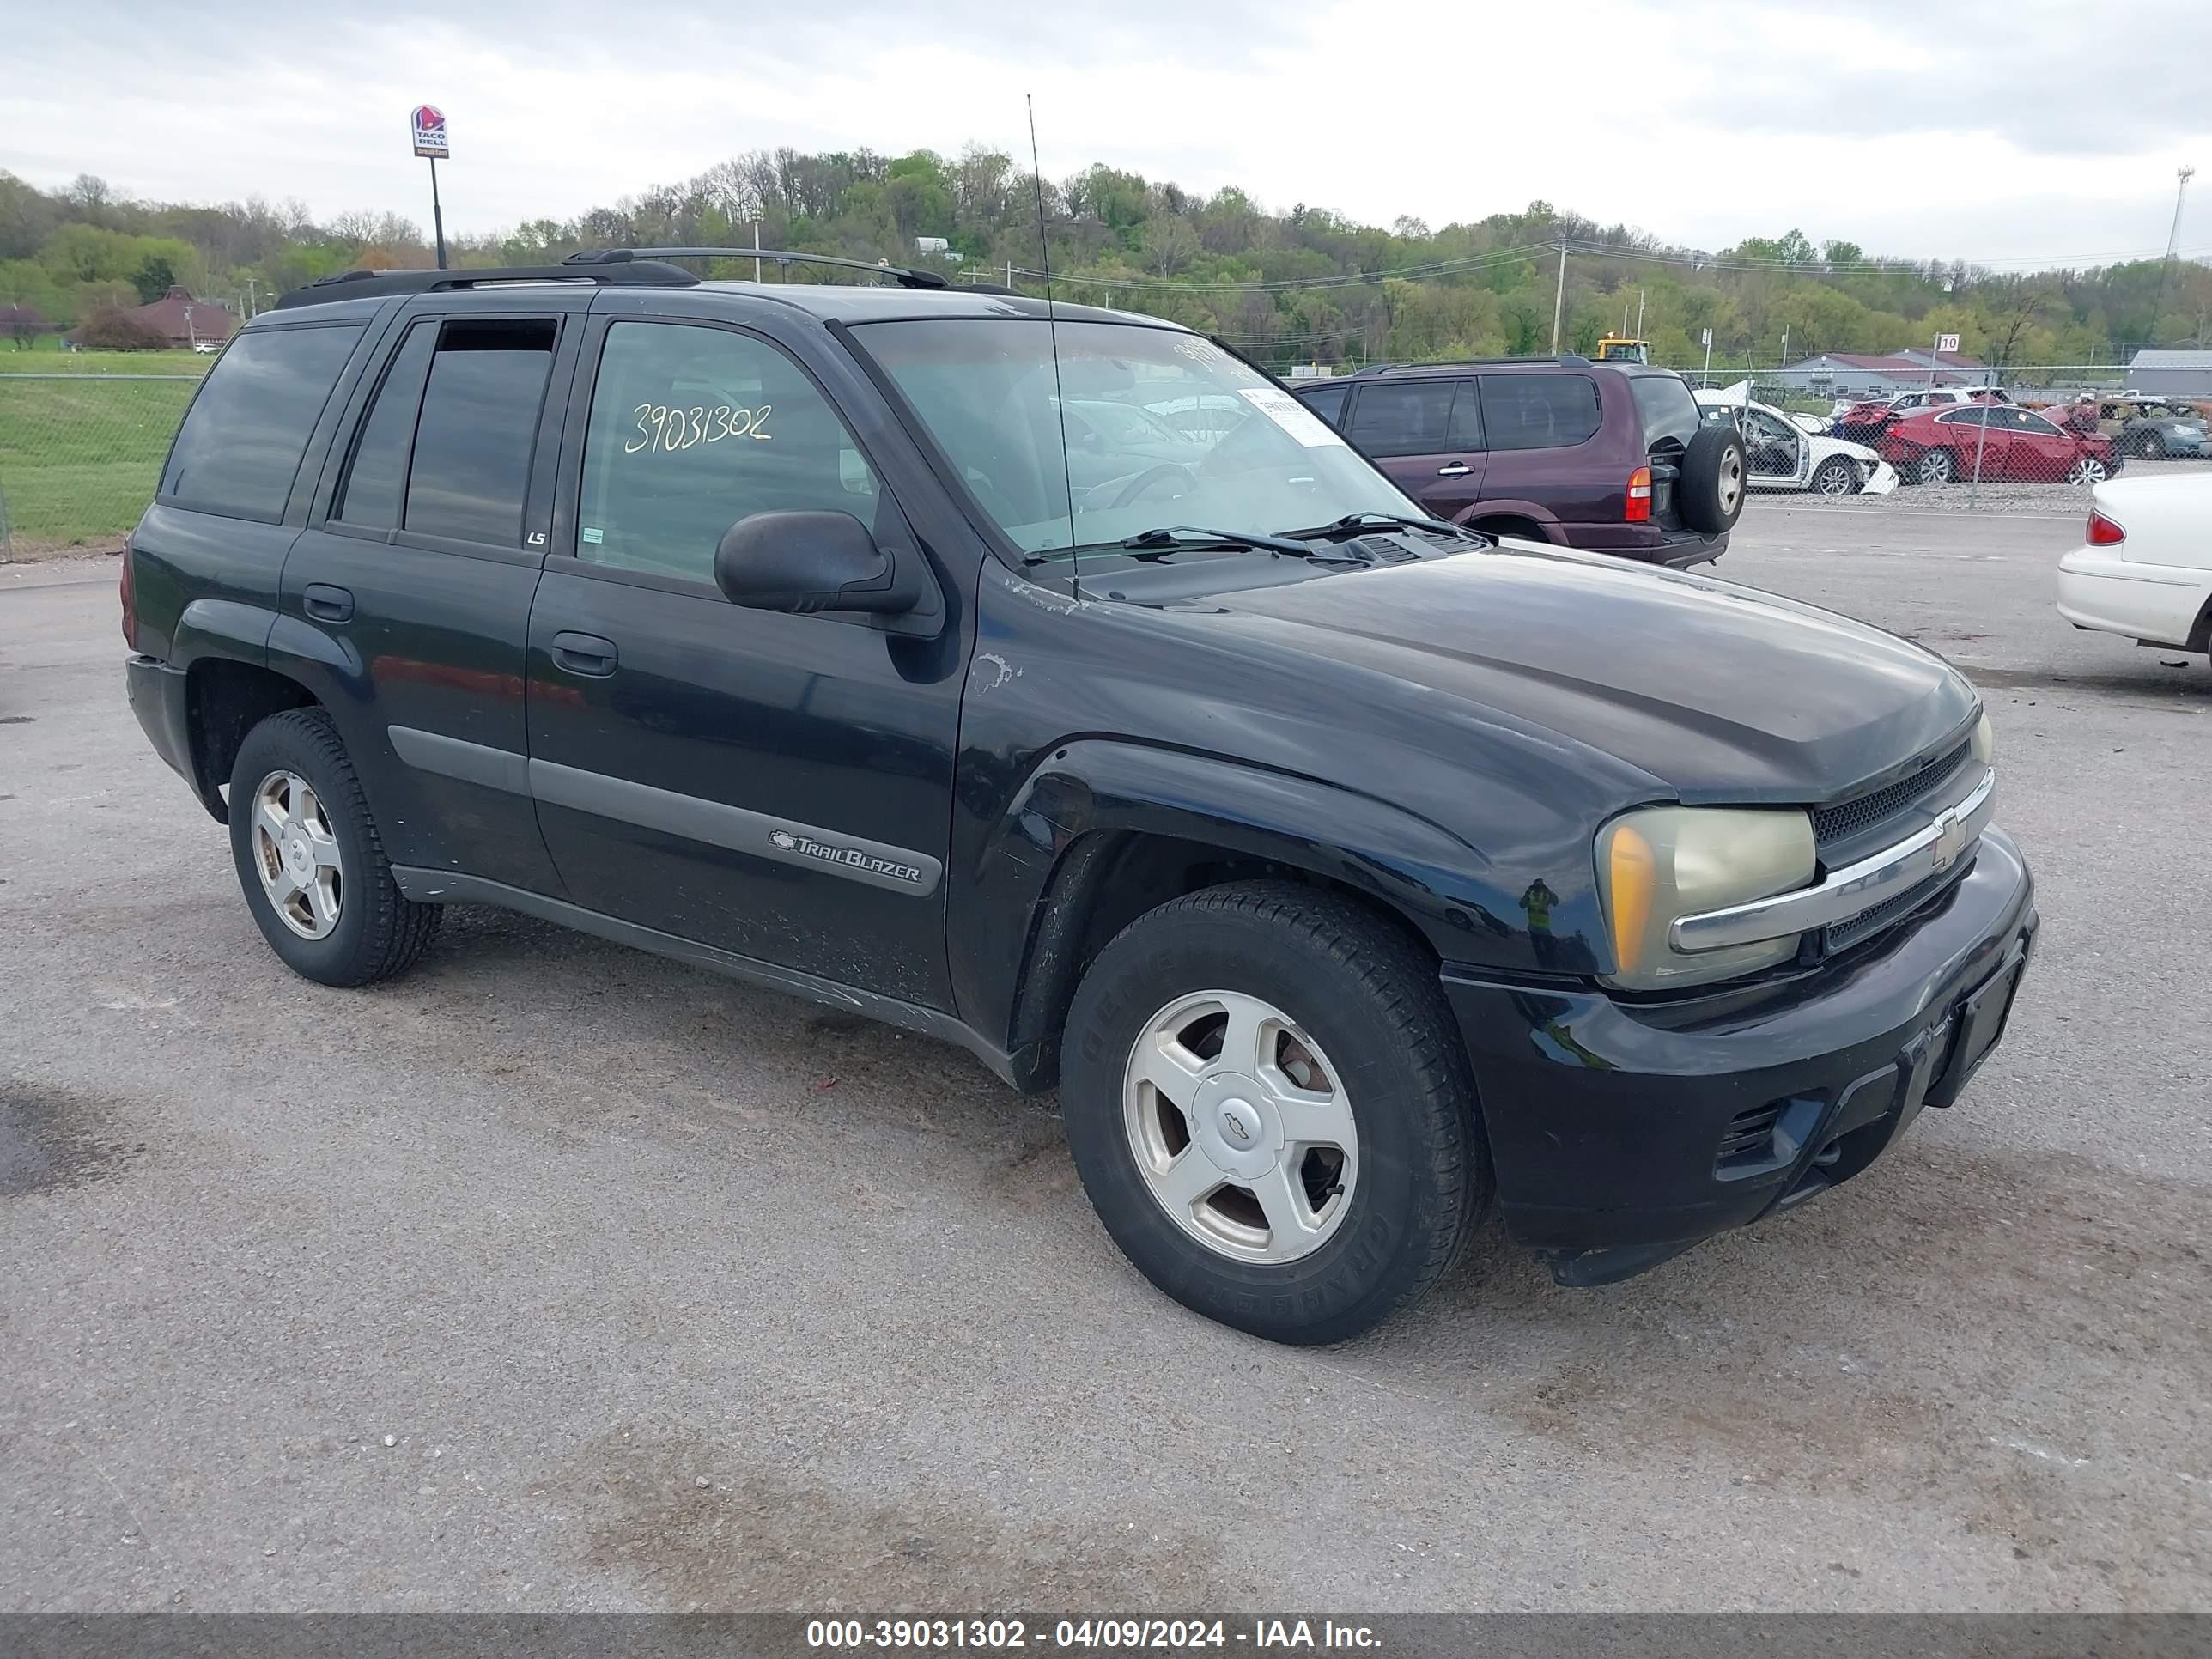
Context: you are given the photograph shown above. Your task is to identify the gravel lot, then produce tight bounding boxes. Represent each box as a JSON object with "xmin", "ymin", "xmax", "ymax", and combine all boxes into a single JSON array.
[{"xmin": 3, "ymin": 505, "xmax": 2208, "ymax": 1614}]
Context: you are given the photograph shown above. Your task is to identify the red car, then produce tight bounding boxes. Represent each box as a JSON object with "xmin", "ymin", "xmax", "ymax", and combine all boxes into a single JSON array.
[
  {"xmin": 1833, "ymin": 386, "xmax": 2009, "ymax": 441},
  {"xmin": 1877, "ymin": 404, "xmax": 2119, "ymax": 486}
]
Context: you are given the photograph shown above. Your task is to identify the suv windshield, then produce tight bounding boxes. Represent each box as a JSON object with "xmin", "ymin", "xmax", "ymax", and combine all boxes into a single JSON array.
[{"xmin": 850, "ymin": 319, "xmax": 1414, "ymax": 555}]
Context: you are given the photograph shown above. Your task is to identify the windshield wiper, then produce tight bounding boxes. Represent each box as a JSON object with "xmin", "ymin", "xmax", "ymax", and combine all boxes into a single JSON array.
[
  {"xmin": 1121, "ymin": 525, "xmax": 1316, "ymax": 556},
  {"xmin": 1279, "ymin": 511, "xmax": 1488, "ymax": 544}
]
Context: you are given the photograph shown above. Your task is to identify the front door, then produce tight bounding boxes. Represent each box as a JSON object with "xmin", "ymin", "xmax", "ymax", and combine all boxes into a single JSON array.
[
  {"xmin": 276, "ymin": 301, "xmax": 585, "ymax": 894},
  {"xmin": 1740, "ymin": 406, "xmax": 1807, "ymax": 486},
  {"xmin": 2006, "ymin": 408, "xmax": 2073, "ymax": 481},
  {"xmin": 1341, "ymin": 379, "xmax": 1486, "ymax": 519},
  {"xmin": 524, "ymin": 313, "xmax": 962, "ymax": 1007}
]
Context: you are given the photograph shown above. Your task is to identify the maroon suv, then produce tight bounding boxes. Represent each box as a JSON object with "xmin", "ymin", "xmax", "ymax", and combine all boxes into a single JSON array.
[{"xmin": 1294, "ymin": 357, "xmax": 1746, "ymax": 565}]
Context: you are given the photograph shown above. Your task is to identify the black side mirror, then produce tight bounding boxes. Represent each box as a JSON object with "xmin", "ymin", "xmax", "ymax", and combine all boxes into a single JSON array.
[{"xmin": 713, "ymin": 510, "xmax": 917, "ymax": 617}]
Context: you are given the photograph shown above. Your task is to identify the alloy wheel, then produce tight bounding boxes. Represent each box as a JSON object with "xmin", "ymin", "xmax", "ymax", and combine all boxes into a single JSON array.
[
  {"xmin": 250, "ymin": 769, "xmax": 343, "ymax": 939},
  {"xmin": 1121, "ymin": 989, "xmax": 1358, "ymax": 1264}
]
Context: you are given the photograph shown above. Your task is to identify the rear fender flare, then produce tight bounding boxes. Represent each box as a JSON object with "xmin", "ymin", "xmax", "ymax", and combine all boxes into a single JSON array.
[{"xmin": 1460, "ymin": 499, "xmax": 1566, "ymax": 542}]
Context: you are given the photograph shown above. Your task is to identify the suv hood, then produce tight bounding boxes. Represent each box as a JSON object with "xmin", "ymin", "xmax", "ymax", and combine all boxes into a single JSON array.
[{"xmin": 1209, "ymin": 544, "xmax": 1977, "ymax": 803}]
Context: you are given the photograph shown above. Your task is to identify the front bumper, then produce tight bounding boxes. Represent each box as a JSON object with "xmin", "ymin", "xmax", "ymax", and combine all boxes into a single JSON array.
[{"xmin": 1441, "ymin": 826, "xmax": 2036, "ymax": 1282}]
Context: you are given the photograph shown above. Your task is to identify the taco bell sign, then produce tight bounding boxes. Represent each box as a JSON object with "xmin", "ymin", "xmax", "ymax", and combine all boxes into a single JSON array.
[{"xmin": 410, "ymin": 105, "xmax": 450, "ymax": 160}]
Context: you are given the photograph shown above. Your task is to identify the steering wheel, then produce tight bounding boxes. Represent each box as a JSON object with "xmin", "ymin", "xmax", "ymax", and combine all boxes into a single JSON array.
[{"xmin": 1109, "ymin": 464, "xmax": 1194, "ymax": 510}]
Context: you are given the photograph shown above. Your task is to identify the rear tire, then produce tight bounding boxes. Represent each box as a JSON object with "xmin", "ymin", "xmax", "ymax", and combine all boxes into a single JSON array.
[
  {"xmin": 2135, "ymin": 431, "xmax": 2165, "ymax": 460},
  {"xmin": 228, "ymin": 708, "xmax": 441, "ymax": 988},
  {"xmin": 1060, "ymin": 882, "xmax": 1489, "ymax": 1346},
  {"xmin": 1916, "ymin": 448, "xmax": 1956, "ymax": 486},
  {"xmin": 1678, "ymin": 425, "xmax": 1747, "ymax": 533}
]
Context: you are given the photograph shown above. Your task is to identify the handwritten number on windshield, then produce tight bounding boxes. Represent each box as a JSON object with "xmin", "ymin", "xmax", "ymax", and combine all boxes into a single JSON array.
[{"xmin": 625, "ymin": 403, "xmax": 775, "ymax": 455}]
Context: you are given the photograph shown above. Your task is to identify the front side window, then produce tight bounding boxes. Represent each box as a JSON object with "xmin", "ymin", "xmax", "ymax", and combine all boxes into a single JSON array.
[
  {"xmin": 1478, "ymin": 374, "xmax": 1602, "ymax": 452},
  {"xmin": 576, "ymin": 320, "xmax": 883, "ymax": 583},
  {"xmin": 1299, "ymin": 383, "xmax": 1349, "ymax": 426},
  {"xmin": 161, "ymin": 324, "xmax": 364, "ymax": 520},
  {"xmin": 850, "ymin": 319, "xmax": 1410, "ymax": 554}
]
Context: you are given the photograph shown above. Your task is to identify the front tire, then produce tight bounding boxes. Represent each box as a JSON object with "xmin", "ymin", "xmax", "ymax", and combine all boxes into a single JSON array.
[
  {"xmin": 1810, "ymin": 456, "xmax": 1858, "ymax": 495},
  {"xmin": 2135, "ymin": 431, "xmax": 2165, "ymax": 460},
  {"xmin": 228, "ymin": 708, "xmax": 441, "ymax": 988},
  {"xmin": 1060, "ymin": 882, "xmax": 1489, "ymax": 1345}
]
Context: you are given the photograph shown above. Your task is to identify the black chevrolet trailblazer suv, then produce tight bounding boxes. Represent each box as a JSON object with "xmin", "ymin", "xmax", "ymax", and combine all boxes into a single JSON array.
[{"xmin": 124, "ymin": 251, "xmax": 2037, "ymax": 1345}]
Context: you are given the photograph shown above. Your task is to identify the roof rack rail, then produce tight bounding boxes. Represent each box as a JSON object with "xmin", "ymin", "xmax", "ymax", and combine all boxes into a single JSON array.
[
  {"xmin": 274, "ymin": 260, "xmax": 701, "ymax": 309},
  {"xmin": 1352, "ymin": 354, "xmax": 1596, "ymax": 375},
  {"xmin": 568, "ymin": 247, "xmax": 951, "ymax": 291}
]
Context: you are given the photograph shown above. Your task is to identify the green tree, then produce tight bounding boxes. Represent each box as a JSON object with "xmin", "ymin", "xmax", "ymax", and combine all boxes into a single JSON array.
[{"xmin": 131, "ymin": 253, "xmax": 176, "ymax": 302}]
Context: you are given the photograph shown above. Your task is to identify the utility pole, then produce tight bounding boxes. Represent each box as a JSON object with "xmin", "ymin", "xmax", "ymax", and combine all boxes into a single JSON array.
[
  {"xmin": 1635, "ymin": 289, "xmax": 1645, "ymax": 341},
  {"xmin": 1550, "ymin": 240, "xmax": 1567, "ymax": 355},
  {"xmin": 1006, "ymin": 259, "xmax": 1015, "ymax": 289},
  {"xmin": 2166, "ymin": 166, "xmax": 2196, "ymax": 262},
  {"xmin": 2155, "ymin": 165, "xmax": 2195, "ymax": 334},
  {"xmin": 753, "ymin": 220, "xmax": 762, "ymax": 283}
]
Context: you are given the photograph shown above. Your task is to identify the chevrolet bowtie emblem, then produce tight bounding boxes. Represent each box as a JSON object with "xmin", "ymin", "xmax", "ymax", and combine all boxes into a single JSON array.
[{"xmin": 1930, "ymin": 808, "xmax": 1968, "ymax": 874}]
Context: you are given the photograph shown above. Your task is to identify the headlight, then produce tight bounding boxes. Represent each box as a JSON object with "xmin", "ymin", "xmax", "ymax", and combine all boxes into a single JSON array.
[
  {"xmin": 1971, "ymin": 712, "xmax": 1994, "ymax": 766},
  {"xmin": 1595, "ymin": 807, "xmax": 1816, "ymax": 990}
]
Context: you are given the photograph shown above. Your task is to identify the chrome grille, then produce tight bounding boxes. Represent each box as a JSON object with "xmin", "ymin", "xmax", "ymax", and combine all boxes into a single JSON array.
[
  {"xmin": 1814, "ymin": 740, "xmax": 1971, "ymax": 849},
  {"xmin": 1824, "ymin": 860, "xmax": 1972, "ymax": 955}
]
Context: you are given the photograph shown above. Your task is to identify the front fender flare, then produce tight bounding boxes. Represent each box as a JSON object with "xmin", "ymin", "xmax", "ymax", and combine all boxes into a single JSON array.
[{"xmin": 951, "ymin": 739, "xmax": 1556, "ymax": 1082}]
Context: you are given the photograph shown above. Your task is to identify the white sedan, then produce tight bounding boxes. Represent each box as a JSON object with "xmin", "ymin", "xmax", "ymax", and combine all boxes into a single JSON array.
[
  {"xmin": 1696, "ymin": 389, "xmax": 1898, "ymax": 495},
  {"xmin": 2056, "ymin": 474, "xmax": 2212, "ymax": 663}
]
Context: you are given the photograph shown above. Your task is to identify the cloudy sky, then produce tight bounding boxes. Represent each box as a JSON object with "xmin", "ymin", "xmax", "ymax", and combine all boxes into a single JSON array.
[{"xmin": 8, "ymin": 1, "xmax": 2209, "ymax": 266}]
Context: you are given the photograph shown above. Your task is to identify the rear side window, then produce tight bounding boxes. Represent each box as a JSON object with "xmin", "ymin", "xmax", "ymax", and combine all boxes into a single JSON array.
[
  {"xmin": 1346, "ymin": 380, "xmax": 1458, "ymax": 457},
  {"xmin": 404, "ymin": 319, "xmax": 557, "ymax": 544},
  {"xmin": 161, "ymin": 324, "xmax": 363, "ymax": 520},
  {"xmin": 1478, "ymin": 374, "xmax": 1601, "ymax": 451},
  {"xmin": 1299, "ymin": 383, "xmax": 1349, "ymax": 426},
  {"xmin": 335, "ymin": 321, "xmax": 438, "ymax": 529},
  {"xmin": 1629, "ymin": 374, "xmax": 1701, "ymax": 448}
]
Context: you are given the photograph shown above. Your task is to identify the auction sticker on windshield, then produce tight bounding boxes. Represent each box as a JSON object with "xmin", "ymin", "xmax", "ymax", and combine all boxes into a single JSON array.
[{"xmin": 1238, "ymin": 386, "xmax": 1346, "ymax": 447}]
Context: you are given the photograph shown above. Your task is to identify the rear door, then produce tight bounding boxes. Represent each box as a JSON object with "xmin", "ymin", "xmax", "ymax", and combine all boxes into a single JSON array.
[
  {"xmin": 1474, "ymin": 372, "xmax": 1606, "ymax": 526},
  {"xmin": 1938, "ymin": 406, "xmax": 2008, "ymax": 479},
  {"xmin": 276, "ymin": 300, "xmax": 587, "ymax": 894},
  {"xmin": 1341, "ymin": 378, "xmax": 1486, "ymax": 517}
]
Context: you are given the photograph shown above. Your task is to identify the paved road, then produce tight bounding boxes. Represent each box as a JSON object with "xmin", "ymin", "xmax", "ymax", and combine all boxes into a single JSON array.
[{"xmin": 3, "ymin": 509, "xmax": 2207, "ymax": 1613}]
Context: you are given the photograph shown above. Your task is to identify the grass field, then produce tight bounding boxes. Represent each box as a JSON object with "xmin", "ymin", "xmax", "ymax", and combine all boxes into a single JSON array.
[
  {"xmin": 0, "ymin": 373, "xmax": 202, "ymax": 552},
  {"xmin": 5, "ymin": 342, "xmax": 216, "ymax": 376}
]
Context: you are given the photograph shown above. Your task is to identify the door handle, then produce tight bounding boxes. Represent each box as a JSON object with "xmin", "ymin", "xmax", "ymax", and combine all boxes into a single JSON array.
[
  {"xmin": 302, "ymin": 584, "xmax": 354, "ymax": 623},
  {"xmin": 550, "ymin": 630, "xmax": 618, "ymax": 678},
  {"xmin": 1437, "ymin": 462, "xmax": 1471, "ymax": 477}
]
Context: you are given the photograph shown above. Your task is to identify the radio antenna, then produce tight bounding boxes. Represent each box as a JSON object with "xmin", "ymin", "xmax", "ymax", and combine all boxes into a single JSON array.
[{"xmin": 1028, "ymin": 94, "xmax": 1080, "ymax": 592}]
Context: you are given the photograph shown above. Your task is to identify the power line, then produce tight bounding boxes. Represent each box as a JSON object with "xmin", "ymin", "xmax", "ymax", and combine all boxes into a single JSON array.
[{"xmin": 994, "ymin": 240, "xmax": 1559, "ymax": 294}]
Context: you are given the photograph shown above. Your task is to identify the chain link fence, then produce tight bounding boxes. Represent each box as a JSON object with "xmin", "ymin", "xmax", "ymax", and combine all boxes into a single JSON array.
[
  {"xmin": 1684, "ymin": 362, "xmax": 2212, "ymax": 507},
  {"xmin": 0, "ymin": 371, "xmax": 203, "ymax": 560}
]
